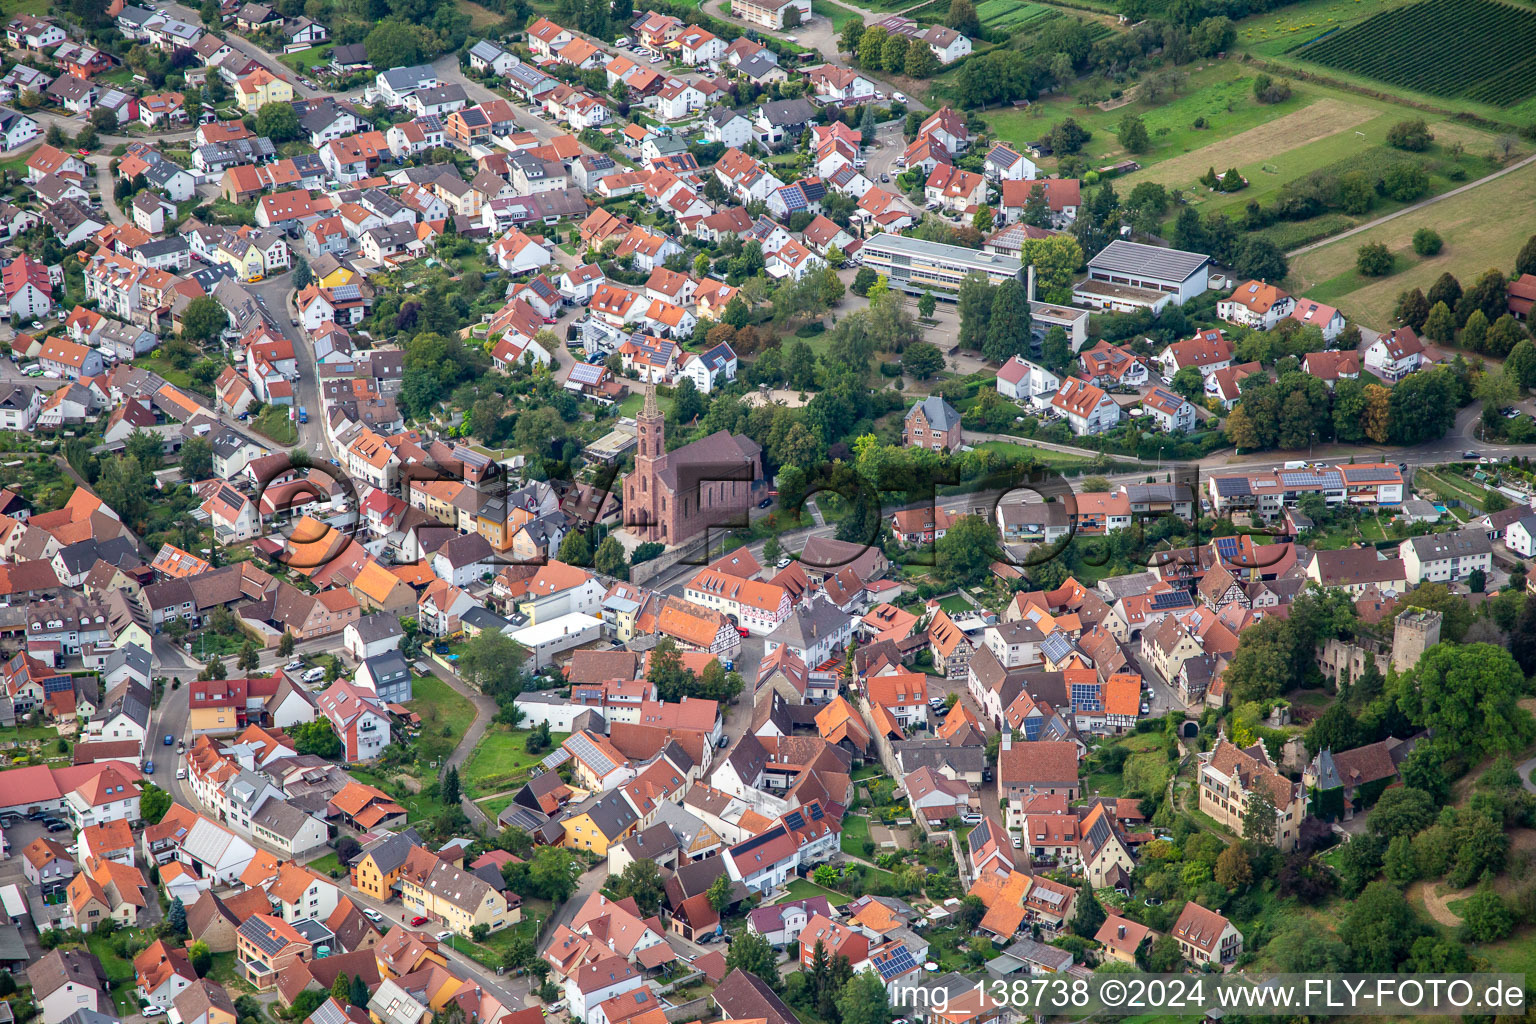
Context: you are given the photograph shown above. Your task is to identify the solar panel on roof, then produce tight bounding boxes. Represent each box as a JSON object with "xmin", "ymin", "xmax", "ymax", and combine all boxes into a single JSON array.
[
  {"xmin": 876, "ymin": 945, "xmax": 916, "ymax": 979},
  {"xmin": 540, "ymin": 747, "xmax": 570, "ymax": 770},
  {"xmin": 783, "ymin": 810, "xmax": 805, "ymax": 829}
]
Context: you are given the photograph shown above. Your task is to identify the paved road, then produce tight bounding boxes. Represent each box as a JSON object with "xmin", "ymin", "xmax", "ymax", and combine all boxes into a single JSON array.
[{"xmin": 1287, "ymin": 151, "xmax": 1536, "ymax": 259}]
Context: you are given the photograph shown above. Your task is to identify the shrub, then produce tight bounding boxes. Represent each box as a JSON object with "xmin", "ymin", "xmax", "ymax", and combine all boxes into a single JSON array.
[
  {"xmin": 1412, "ymin": 229, "xmax": 1443, "ymax": 256},
  {"xmin": 1356, "ymin": 243, "xmax": 1395, "ymax": 277}
]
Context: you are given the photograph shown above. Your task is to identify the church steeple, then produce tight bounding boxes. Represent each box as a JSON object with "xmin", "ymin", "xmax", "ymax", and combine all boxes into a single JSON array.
[{"xmin": 637, "ymin": 382, "xmax": 664, "ymax": 460}]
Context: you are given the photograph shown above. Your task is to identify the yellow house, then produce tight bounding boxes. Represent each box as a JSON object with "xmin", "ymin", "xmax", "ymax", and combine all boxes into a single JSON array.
[
  {"xmin": 398, "ymin": 858, "xmax": 518, "ymax": 937},
  {"xmin": 217, "ymin": 237, "xmax": 267, "ymax": 282},
  {"xmin": 113, "ymin": 619, "xmax": 155, "ymax": 654},
  {"xmin": 235, "ymin": 67, "xmax": 293, "ymax": 112},
  {"xmin": 317, "ymin": 265, "xmax": 356, "ymax": 289},
  {"xmin": 409, "ymin": 479, "xmax": 464, "ymax": 527},
  {"xmin": 175, "ymin": 980, "xmax": 238, "ymax": 1024},
  {"xmin": 560, "ymin": 789, "xmax": 639, "ymax": 856}
]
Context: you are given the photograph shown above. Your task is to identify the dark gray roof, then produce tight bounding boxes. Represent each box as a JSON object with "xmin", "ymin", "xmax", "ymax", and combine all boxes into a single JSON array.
[
  {"xmin": 361, "ymin": 650, "xmax": 410, "ymax": 688},
  {"xmin": 910, "ymin": 395, "xmax": 959, "ymax": 431},
  {"xmin": 1405, "ymin": 528, "xmax": 1492, "ymax": 560},
  {"xmin": 1087, "ymin": 240, "xmax": 1209, "ymax": 283},
  {"xmin": 352, "ymin": 612, "xmax": 402, "ymax": 644},
  {"xmin": 764, "ymin": 596, "xmax": 850, "ymax": 650},
  {"xmin": 757, "ymin": 98, "xmax": 816, "ymax": 128},
  {"xmin": 580, "ymin": 788, "xmax": 639, "ymax": 838},
  {"xmin": 355, "ymin": 827, "xmax": 425, "ymax": 872},
  {"xmin": 249, "ymin": 799, "xmax": 315, "ymax": 840}
]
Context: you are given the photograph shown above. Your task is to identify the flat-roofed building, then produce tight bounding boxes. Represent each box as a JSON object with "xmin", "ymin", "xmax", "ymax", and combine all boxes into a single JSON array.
[
  {"xmin": 861, "ymin": 232, "xmax": 1022, "ymax": 293},
  {"xmin": 1072, "ymin": 240, "xmax": 1209, "ymax": 313}
]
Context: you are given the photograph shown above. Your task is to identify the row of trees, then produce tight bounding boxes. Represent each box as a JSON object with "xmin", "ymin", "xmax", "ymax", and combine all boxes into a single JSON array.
[{"xmin": 1225, "ymin": 362, "xmax": 1464, "ymax": 451}]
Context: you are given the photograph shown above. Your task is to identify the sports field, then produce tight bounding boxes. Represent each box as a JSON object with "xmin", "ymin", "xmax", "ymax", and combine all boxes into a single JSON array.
[{"xmin": 1286, "ymin": 160, "xmax": 1536, "ymax": 328}]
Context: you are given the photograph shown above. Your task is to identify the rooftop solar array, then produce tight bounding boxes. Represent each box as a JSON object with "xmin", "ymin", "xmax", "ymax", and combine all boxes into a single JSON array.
[
  {"xmin": 565, "ymin": 732, "xmax": 617, "ymax": 776},
  {"xmin": 874, "ymin": 945, "xmax": 917, "ymax": 980}
]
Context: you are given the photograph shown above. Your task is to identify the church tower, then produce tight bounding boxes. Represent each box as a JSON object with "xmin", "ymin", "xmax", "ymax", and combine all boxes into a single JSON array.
[{"xmin": 637, "ymin": 382, "xmax": 664, "ymax": 461}]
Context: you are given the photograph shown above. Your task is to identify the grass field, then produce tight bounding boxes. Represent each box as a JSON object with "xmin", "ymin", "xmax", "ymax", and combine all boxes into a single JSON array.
[
  {"xmin": 779, "ymin": 878, "xmax": 851, "ymax": 906},
  {"xmin": 973, "ymin": 0, "xmax": 1057, "ymax": 30},
  {"xmin": 840, "ymin": 813, "xmax": 872, "ymax": 855},
  {"xmin": 1286, "ymin": 159, "xmax": 1536, "ymax": 327},
  {"xmin": 250, "ymin": 405, "xmax": 298, "ymax": 445},
  {"xmin": 811, "ymin": 0, "xmax": 863, "ymax": 31},
  {"xmin": 279, "ymin": 44, "xmax": 334, "ymax": 72},
  {"xmin": 986, "ymin": 64, "xmax": 1311, "ymax": 176},
  {"xmin": 1116, "ymin": 97, "xmax": 1374, "ymax": 191},
  {"xmin": 462, "ymin": 726, "xmax": 570, "ymax": 797},
  {"xmin": 407, "ymin": 673, "xmax": 475, "ymax": 768}
]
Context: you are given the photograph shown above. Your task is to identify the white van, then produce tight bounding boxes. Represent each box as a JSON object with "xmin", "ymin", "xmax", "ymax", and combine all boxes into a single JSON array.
[{"xmin": 302, "ymin": 666, "xmax": 327, "ymax": 683}]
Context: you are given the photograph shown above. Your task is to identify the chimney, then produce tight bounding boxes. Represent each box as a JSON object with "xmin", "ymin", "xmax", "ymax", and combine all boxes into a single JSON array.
[{"xmin": 1117, "ymin": 925, "xmax": 1125, "ymax": 939}]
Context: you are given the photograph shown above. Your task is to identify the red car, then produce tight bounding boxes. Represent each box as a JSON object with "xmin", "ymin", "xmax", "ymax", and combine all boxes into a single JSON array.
[
  {"xmin": 410, "ymin": 916, "xmax": 428, "ymax": 927},
  {"xmin": 736, "ymin": 626, "xmax": 750, "ymax": 638}
]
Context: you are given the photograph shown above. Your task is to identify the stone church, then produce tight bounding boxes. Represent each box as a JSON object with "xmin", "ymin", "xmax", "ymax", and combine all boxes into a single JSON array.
[{"xmin": 622, "ymin": 384, "xmax": 762, "ymax": 545}]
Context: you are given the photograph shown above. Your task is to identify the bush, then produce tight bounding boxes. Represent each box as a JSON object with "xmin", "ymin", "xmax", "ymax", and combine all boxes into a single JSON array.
[
  {"xmin": 1412, "ymin": 228, "xmax": 1443, "ymax": 256},
  {"xmin": 1356, "ymin": 243, "xmax": 1395, "ymax": 277}
]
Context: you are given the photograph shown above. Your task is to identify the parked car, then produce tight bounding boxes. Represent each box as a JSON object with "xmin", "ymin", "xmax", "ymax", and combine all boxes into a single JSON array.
[
  {"xmin": 302, "ymin": 666, "xmax": 327, "ymax": 683},
  {"xmin": 285, "ymin": 659, "xmax": 304, "ymax": 670},
  {"xmin": 758, "ymin": 498, "xmax": 772, "ymax": 508},
  {"xmin": 776, "ymin": 556, "xmax": 791, "ymax": 569},
  {"xmin": 164, "ymin": 734, "xmax": 175, "ymax": 746},
  {"xmin": 175, "ymin": 768, "xmax": 187, "ymax": 780},
  {"xmin": 46, "ymin": 820, "xmax": 68, "ymax": 832},
  {"xmin": 410, "ymin": 916, "xmax": 429, "ymax": 926},
  {"xmin": 142, "ymin": 1006, "xmax": 167, "ymax": 1018},
  {"xmin": 362, "ymin": 908, "xmax": 384, "ymax": 924},
  {"xmin": 735, "ymin": 626, "xmax": 749, "ymax": 638}
]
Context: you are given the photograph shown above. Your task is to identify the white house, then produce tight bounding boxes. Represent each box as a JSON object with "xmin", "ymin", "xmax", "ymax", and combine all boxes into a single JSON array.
[
  {"xmin": 1216, "ymin": 280, "xmax": 1294, "ymax": 331},
  {"xmin": 1402, "ymin": 529, "xmax": 1493, "ymax": 584},
  {"xmin": 1364, "ymin": 326, "xmax": 1428, "ymax": 382},
  {"xmin": 1506, "ymin": 514, "xmax": 1536, "ymax": 558},
  {"xmin": 995, "ymin": 355, "xmax": 1059, "ymax": 409},
  {"xmin": 1142, "ymin": 385, "xmax": 1196, "ymax": 432},
  {"xmin": 1050, "ymin": 377, "xmax": 1120, "ymax": 436}
]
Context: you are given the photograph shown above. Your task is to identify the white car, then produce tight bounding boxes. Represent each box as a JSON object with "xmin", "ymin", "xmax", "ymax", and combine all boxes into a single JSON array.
[
  {"xmin": 435, "ymin": 930, "xmax": 452, "ymax": 942},
  {"xmin": 175, "ymin": 767, "xmax": 187, "ymax": 780},
  {"xmin": 141, "ymin": 1007, "xmax": 167, "ymax": 1018},
  {"xmin": 302, "ymin": 666, "xmax": 327, "ymax": 683},
  {"xmin": 362, "ymin": 908, "xmax": 384, "ymax": 924},
  {"xmin": 892, "ymin": 91, "xmax": 907, "ymax": 103}
]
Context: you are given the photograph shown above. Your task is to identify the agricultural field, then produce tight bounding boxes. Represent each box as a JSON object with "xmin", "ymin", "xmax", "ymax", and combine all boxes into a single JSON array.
[
  {"xmin": 1285, "ymin": 159, "xmax": 1536, "ymax": 328},
  {"xmin": 974, "ymin": 0, "xmax": 1058, "ymax": 30},
  {"xmin": 1295, "ymin": 0, "xmax": 1536, "ymax": 108},
  {"xmin": 1236, "ymin": 0, "xmax": 1422, "ymax": 58}
]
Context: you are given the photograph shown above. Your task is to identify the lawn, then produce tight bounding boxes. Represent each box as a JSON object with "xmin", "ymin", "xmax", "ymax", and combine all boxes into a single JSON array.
[
  {"xmin": 811, "ymin": 0, "xmax": 862, "ymax": 31},
  {"xmin": 250, "ymin": 405, "xmax": 298, "ymax": 445},
  {"xmin": 132, "ymin": 354, "xmax": 202, "ymax": 395},
  {"xmin": 969, "ymin": 440, "xmax": 1105, "ymax": 472},
  {"xmin": 279, "ymin": 44, "xmax": 334, "ymax": 72},
  {"xmin": 779, "ymin": 878, "xmax": 850, "ymax": 906},
  {"xmin": 83, "ymin": 930, "xmax": 148, "ymax": 1016},
  {"xmin": 936, "ymin": 594, "xmax": 972, "ymax": 615},
  {"xmin": 407, "ymin": 673, "xmax": 475, "ymax": 768},
  {"xmin": 0, "ymin": 721, "xmax": 61, "ymax": 745},
  {"xmin": 1286, "ymin": 158, "xmax": 1536, "ymax": 328},
  {"xmin": 1415, "ymin": 470, "xmax": 1495, "ymax": 509},
  {"xmin": 985, "ymin": 62, "xmax": 1312, "ymax": 177},
  {"xmin": 461, "ymin": 726, "xmax": 570, "ymax": 797},
  {"xmin": 840, "ymin": 813, "xmax": 872, "ymax": 856},
  {"xmin": 349, "ymin": 769, "xmax": 455, "ymax": 824},
  {"xmin": 461, "ymin": 896, "xmax": 553, "ymax": 967},
  {"xmin": 617, "ymin": 390, "xmax": 675, "ymax": 419},
  {"xmin": 308, "ymin": 851, "xmax": 344, "ymax": 878}
]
